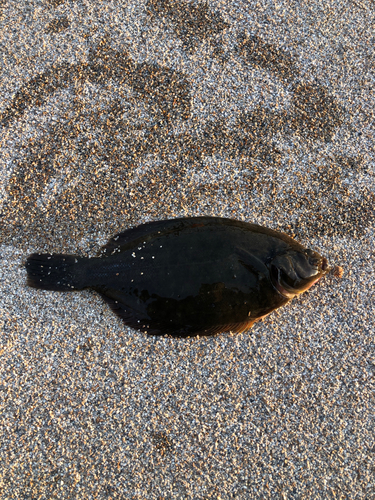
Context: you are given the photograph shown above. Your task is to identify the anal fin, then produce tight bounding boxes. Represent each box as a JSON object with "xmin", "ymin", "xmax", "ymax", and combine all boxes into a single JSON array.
[{"xmin": 97, "ymin": 290, "xmax": 257, "ymax": 338}]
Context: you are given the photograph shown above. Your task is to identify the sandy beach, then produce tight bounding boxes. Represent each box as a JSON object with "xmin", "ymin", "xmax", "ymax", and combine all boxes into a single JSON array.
[{"xmin": 0, "ymin": 0, "xmax": 374, "ymax": 498}]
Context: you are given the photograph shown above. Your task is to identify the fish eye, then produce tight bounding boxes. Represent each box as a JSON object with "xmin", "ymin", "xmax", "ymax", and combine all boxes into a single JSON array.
[
  {"xmin": 305, "ymin": 249, "xmax": 319, "ymax": 261},
  {"xmin": 309, "ymin": 257, "xmax": 320, "ymax": 268},
  {"xmin": 304, "ymin": 249, "xmax": 320, "ymax": 268},
  {"xmin": 304, "ymin": 249, "xmax": 316, "ymax": 257}
]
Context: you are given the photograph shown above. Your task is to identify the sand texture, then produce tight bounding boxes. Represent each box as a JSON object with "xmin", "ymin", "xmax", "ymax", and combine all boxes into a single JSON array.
[{"xmin": 0, "ymin": 0, "xmax": 374, "ymax": 498}]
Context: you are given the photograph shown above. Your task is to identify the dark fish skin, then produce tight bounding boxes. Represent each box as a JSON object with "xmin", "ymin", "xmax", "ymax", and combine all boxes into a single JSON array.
[{"xmin": 26, "ymin": 217, "xmax": 329, "ymax": 337}]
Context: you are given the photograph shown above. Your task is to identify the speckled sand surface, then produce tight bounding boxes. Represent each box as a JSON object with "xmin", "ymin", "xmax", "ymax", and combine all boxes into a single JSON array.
[{"xmin": 0, "ymin": 0, "xmax": 374, "ymax": 498}]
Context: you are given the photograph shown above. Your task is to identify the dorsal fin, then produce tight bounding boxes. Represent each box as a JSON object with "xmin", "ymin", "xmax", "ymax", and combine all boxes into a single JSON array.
[
  {"xmin": 97, "ymin": 216, "xmax": 234, "ymax": 256},
  {"xmin": 98, "ymin": 217, "xmax": 302, "ymax": 257}
]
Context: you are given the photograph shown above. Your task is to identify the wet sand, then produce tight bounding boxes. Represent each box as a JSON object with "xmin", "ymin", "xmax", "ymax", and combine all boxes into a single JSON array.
[{"xmin": 0, "ymin": 0, "xmax": 374, "ymax": 498}]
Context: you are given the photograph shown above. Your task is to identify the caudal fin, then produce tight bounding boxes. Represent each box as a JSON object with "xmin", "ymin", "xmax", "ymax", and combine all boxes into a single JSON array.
[{"xmin": 26, "ymin": 253, "xmax": 88, "ymax": 291}]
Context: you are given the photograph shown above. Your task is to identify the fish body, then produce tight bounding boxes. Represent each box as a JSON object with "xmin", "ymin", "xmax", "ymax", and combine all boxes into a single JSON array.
[{"xmin": 26, "ymin": 217, "xmax": 328, "ymax": 337}]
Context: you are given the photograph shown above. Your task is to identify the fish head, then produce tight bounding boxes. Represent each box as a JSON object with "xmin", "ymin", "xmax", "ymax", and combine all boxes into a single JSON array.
[{"xmin": 269, "ymin": 248, "xmax": 329, "ymax": 299}]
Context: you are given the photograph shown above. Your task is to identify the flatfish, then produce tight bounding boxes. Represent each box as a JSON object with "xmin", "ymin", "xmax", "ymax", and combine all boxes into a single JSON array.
[{"xmin": 26, "ymin": 217, "xmax": 329, "ymax": 337}]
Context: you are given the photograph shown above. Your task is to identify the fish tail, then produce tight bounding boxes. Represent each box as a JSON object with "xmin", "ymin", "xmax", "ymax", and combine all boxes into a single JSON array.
[{"xmin": 26, "ymin": 253, "xmax": 89, "ymax": 291}]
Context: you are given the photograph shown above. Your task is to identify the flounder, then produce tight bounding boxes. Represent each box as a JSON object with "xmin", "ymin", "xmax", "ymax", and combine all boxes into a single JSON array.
[{"xmin": 26, "ymin": 217, "xmax": 329, "ymax": 337}]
